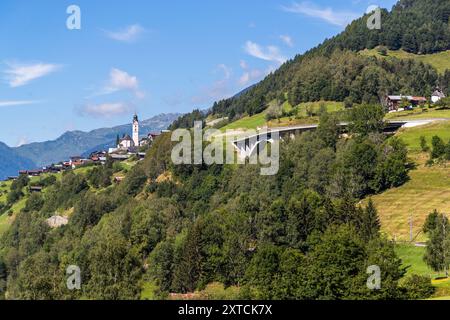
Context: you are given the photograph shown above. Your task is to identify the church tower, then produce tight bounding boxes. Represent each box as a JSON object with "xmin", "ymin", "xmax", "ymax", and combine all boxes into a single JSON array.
[{"xmin": 132, "ymin": 113, "xmax": 139, "ymax": 147}]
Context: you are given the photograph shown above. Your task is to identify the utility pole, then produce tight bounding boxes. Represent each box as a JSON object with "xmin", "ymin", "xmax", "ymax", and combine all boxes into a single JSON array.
[
  {"xmin": 443, "ymin": 213, "xmax": 448, "ymax": 278},
  {"xmin": 410, "ymin": 214, "xmax": 413, "ymax": 243}
]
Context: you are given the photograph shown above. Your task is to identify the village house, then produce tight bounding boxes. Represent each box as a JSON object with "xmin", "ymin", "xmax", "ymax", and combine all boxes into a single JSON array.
[
  {"xmin": 19, "ymin": 169, "xmax": 44, "ymax": 177},
  {"xmin": 70, "ymin": 156, "xmax": 82, "ymax": 164},
  {"xmin": 109, "ymin": 113, "xmax": 161, "ymax": 154},
  {"xmin": 47, "ymin": 164, "xmax": 64, "ymax": 173},
  {"xmin": 118, "ymin": 134, "xmax": 134, "ymax": 149},
  {"xmin": 90, "ymin": 151, "xmax": 107, "ymax": 162},
  {"xmin": 139, "ymin": 132, "xmax": 161, "ymax": 147},
  {"xmin": 385, "ymin": 95, "xmax": 427, "ymax": 112},
  {"xmin": 110, "ymin": 154, "xmax": 130, "ymax": 161},
  {"xmin": 431, "ymin": 88, "xmax": 446, "ymax": 104},
  {"xmin": 114, "ymin": 176, "xmax": 125, "ymax": 184},
  {"xmin": 68, "ymin": 156, "xmax": 92, "ymax": 169},
  {"xmin": 137, "ymin": 152, "xmax": 146, "ymax": 160},
  {"xmin": 29, "ymin": 186, "xmax": 43, "ymax": 193}
]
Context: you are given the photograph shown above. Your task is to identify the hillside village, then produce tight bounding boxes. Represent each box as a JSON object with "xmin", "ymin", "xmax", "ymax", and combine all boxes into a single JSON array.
[{"xmin": 2, "ymin": 114, "xmax": 168, "ymax": 185}]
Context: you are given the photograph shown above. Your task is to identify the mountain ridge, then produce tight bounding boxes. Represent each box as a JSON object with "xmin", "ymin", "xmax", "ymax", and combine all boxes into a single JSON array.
[{"xmin": 0, "ymin": 113, "xmax": 181, "ymax": 179}]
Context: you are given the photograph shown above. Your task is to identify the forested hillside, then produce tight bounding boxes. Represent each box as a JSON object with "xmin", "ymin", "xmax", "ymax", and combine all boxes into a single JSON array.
[
  {"xmin": 0, "ymin": 105, "xmax": 433, "ymax": 300},
  {"xmin": 320, "ymin": 0, "xmax": 450, "ymax": 55},
  {"xmin": 171, "ymin": 0, "xmax": 450, "ymax": 128},
  {"xmin": 1, "ymin": 0, "xmax": 448, "ymax": 301}
]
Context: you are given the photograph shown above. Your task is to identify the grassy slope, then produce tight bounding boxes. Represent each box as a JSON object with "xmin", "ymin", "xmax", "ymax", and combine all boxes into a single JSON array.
[
  {"xmin": 396, "ymin": 244, "xmax": 450, "ymax": 299},
  {"xmin": 0, "ymin": 213, "xmax": 11, "ymax": 236},
  {"xmin": 0, "ymin": 181, "xmax": 15, "ymax": 236},
  {"xmin": 221, "ymin": 101, "xmax": 344, "ymax": 131},
  {"xmin": 360, "ymin": 49, "xmax": 450, "ymax": 74},
  {"xmin": 386, "ymin": 108, "xmax": 450, "ymax": 121},
  {"xmin": 0, "ymin": 181, "xmax": 11, "ymax": 203},
  {"xmin": 369, "ymin": 121, "xmax": 450, "ymax": 241},
  {"xmin": 396, "ymin": 121, "xmax": 450, "ymax": 152},
  {"xmin": 396, "ymin": 245, "xmax": 433, "ymax": 277},
  {"xmin": 373, "ymin": 164, "xmax": 450, "ymax": 242},
  {"xmin": 221, "ymin": 113, "xmax": 267, "ymax": 131}
]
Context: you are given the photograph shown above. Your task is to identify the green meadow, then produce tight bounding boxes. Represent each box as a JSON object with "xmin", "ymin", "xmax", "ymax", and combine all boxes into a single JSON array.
[
  {"xmin": 221, "ymin": 101, "xmax": 345, "ymax": 131},
  {"xmin": 360, "ymin": 49, "xmax": 450, "ymax": 74}
]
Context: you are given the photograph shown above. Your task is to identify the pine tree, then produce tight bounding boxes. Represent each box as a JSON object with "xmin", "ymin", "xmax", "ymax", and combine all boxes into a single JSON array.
[
  {"xmin": 334, "ymin": 194, "xmax": 358, "ymax": 225},
  {"xmin": 431, "ymin": 136, "xmax": 446, "ymax": 159},
  {"xmin": 359, "ymin": 199, "xmax": 381, "ymax": 241},
  {"xmin": 172, "ymin": 223, "xmax": 203, "ymax": 293},
  {"xmin": 420, "ymin": 136, "xmax": 429, "ymax": 152},
  {"xmin": 424, "ymin": 211, "xmax": 450, "ymax": 277},
  {"xmin": 0, "ymin": 258, "xmax": 6, "ymax": 300}
]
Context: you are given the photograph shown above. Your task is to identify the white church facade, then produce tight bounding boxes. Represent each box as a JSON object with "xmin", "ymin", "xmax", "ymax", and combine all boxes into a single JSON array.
[{"xmin": 109, "ymin": 113, "xmax": 161, "ymax": 154}]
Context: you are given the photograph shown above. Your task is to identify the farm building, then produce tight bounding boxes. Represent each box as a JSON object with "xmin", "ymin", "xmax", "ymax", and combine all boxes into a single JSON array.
[
  {"xmin": 385, "ymin": 95, "xmax": 427, "ymax": 111},
  {"xmin": 431, "ymin": 88, "xmax": 446, "ymax": 104}
]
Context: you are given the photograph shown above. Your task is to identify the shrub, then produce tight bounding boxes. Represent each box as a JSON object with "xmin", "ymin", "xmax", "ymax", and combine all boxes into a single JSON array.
[
  {"xmin": 401, "ymin": 275, "xmax": 435, "ymax": 300},
  {"xmin": 431, "ymin": 136, "xmax": 446, "ymax": 159},
  {"xmin": 420, "ymin": 136, "xmax": 429, "ymax": 152},
  {"xmin": 199, "ymin": 282, "xmax": 240, "ymax": 300},
  {"xmin": 377, "ymin": 46, "xmax": 388, "ymax": 56}
]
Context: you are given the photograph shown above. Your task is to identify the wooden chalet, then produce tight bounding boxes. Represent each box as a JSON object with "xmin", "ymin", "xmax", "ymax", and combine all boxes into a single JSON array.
[
  {"xmin": 385, "ymin": 95, "xmax": 427, "ymax": 111},
  {"xmin": 29, "ymin": 186, "xmax": 43, "ymax": 193}
]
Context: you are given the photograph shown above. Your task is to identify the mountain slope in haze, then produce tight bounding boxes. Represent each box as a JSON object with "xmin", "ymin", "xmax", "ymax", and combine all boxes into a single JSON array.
[
  {"xmin": 0, "ymin": 142, "xmax": 35, "ymax": 180},
  {"xmin": 13, "ymin": 113, "xmax": 181, "ymax": 168}
]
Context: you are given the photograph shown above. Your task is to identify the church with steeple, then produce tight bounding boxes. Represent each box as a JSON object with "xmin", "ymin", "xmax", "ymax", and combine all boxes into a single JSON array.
[
  {"xmin": 116, "ymin": 113, "xmax": 140, "ymax": 150},
  {"xmin": 109, "ymin": 113, "xmax": 160, "ymax": 154},
  {"xmin": 132, "ymin": 113, "xmax": 139, "ymax": 146}
]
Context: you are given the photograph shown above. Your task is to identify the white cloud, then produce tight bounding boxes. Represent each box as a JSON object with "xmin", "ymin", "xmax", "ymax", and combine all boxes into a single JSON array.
[
  {"xmin": 282, "ymin": 2, "xmax": 360, "ymax": 27},
  {"xmin": 238, "ymin": 69, "xmax": 264, "ymax": 87},
  {"xmin": 240, "ymin": 60, "xmax": 248, "ymax": 69},
  {"xmin": 4, "ymin": 62, "xmax": 61, "ymax": 87},
  {"xmin": 99, "ymin": 68, "xmax": 145, "ymax": 98},
  {"xmin": 192, "ymin": 64, "xmax": 233, "ymax": 104},
  {"xmin": 217, "ymin": 64, "xmax": 232, "ymax": 80},
  {"xmin": 104, "ymin": 24, "xmax": 145, "ymax": 42},
  {"xmin": 77, "ymin": 102, "xmax": 133, "ymax": 118},
  {"xmin": 16, "ymin": 136, "xmax": 29, "ymax": 147},
  {"xmin": 238, "ymin": 66, "xmax": 275, "ymax": 87},
  {"xmin": 0, "ymin": 100, "xmax": 41, "ymax": 108},
  {"xmin": 244, "ymin": 41, "xmax": 287, "ymax": 64},
  {"xmin": 280, "ymin": 34, "xmax": 294, "ymax": 47}
]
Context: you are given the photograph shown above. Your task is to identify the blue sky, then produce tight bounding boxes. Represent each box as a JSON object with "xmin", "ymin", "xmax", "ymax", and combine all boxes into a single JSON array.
[{"xmin": 0, "ymin": 0, "xmax": 397, "ymax": 146}]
